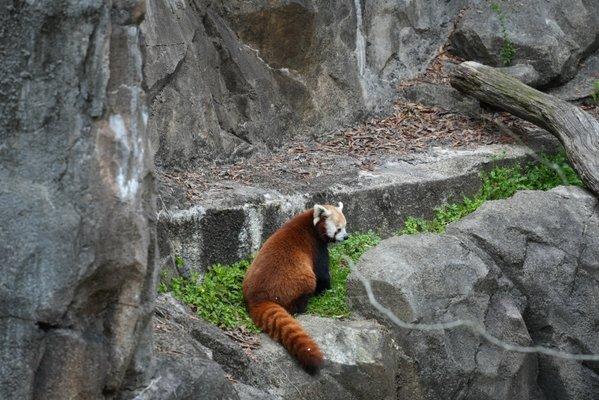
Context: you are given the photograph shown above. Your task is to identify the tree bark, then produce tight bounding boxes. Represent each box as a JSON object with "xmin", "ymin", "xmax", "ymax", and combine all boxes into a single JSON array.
[{"xmin": 450, "ymin": 61, "xmax": 599, "ymax": 196}]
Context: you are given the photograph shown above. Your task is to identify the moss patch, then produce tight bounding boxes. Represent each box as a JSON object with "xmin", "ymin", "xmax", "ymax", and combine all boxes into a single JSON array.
[{"xmin": 399, "ymin": 152, "xmax": 583, "ymax": 235}]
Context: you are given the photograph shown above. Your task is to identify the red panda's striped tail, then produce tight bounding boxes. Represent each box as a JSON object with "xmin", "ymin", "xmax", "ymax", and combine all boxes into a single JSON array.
[{"xmin": 249, "ymin": 301, "xmax": 323, "ymax": 370}]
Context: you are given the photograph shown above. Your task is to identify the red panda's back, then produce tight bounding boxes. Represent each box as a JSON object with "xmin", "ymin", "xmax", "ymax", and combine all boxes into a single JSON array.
[{"xmin": 242, "ymin": 210, "xmax": 317, "ymax": 308}]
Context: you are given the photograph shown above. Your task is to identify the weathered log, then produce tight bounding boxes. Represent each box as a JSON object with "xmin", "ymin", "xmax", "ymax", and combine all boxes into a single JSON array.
[{"xmin": 451, "ymin": 61, "xmax": 599, "ymax": 196}]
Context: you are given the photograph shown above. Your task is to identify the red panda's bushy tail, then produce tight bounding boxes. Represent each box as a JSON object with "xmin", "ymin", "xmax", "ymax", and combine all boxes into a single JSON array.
[{"xmin": 249, "ymin": 301, "xmax": 323, "ymax": 369}]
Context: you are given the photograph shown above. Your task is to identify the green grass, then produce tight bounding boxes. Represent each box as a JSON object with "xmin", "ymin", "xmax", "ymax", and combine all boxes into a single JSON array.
[
  {"xmin": 167, "ymin": 258, "xmax": 259, "ymax": 331},
  {"xmin": 306, "ymin": 231, "xmax": 380, "ymax": 318},
  {"xmin": 399, "ymin": 152, "xmax": 583, "ymax": 235},
  {"xmin": 161, "ymin": 232, "xmax": 380, "ymax": 331}
]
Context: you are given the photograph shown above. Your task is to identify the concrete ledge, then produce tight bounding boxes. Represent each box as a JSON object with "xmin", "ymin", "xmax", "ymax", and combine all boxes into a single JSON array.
[{"xmin": 157, "ymin": 145, "xmax": 540, "ymax": 276}]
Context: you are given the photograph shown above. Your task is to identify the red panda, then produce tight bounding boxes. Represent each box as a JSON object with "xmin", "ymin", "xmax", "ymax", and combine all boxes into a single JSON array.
[{"xmin": 242, "ymin": 202, "xmax": 348, "ymax": 371}]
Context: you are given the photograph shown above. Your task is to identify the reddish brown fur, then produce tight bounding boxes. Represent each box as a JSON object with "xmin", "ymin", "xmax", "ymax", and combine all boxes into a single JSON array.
[{"xmin": 243, "ymin": 209, "xmax": 332, "ymax": 369}]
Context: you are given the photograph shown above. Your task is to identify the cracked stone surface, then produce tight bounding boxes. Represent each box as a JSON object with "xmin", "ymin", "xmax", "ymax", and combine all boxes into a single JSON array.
[
  {"xmin": 349, "ymin": 186, "xmax": 599, "ymax": 400},
  {"xmin": 143, "ymin": 0, "xmax": 599, "ymax": 168},
  {"xmin": 450, "ymin": 0, "xmax": 599, "ymax": 87},
  {"xmin": 142, "ymin": 0, "xmax": 371, "ymax": 168}
]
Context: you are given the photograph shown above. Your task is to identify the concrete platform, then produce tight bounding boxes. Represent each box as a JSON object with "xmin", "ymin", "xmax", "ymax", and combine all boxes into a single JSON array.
[{"xmin": 157, "ymin": 144, "xmax": 548, "ymax": 277}]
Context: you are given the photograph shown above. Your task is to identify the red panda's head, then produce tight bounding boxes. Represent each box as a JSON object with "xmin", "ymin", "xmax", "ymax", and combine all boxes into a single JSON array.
[{"xmin": 313, "ymin": 202, "xmax": 348, "ymax": 243}]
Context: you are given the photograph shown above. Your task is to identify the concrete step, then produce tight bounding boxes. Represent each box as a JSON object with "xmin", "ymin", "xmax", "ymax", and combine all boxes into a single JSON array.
[{"xmin": 157, "ymin": 144, "xmax": 542, "ymax": 277}]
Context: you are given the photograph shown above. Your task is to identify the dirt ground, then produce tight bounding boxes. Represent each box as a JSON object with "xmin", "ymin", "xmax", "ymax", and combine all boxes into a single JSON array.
[{"xmin": 158, "ymin": 52, "xmax": 599, "ymax": 207}]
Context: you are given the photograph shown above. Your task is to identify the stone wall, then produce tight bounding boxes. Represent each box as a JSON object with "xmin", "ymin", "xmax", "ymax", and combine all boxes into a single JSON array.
[{"xmin": 157, "ymin": 146, "xmax": 537, "ymax": 276}]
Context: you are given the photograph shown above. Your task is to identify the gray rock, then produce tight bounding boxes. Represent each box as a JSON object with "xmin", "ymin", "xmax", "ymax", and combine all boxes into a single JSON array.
[
  {"xmin": 153, "ymin": 294, "xmax": 259, "ymax": 385},
  {"xmin": 363, "ymin": 0, "xmax": 470, "ymax": 84},
  {"xmin": 348, "ymin": 235, "xmax": 541, "ymax": 400},
  {"xmin": 398, "ymin": 82, "xmax": 481, "ymax": 115},
  {"xmin": 498, "ymin": 64, "xmax": 543, "ymax": 87},
  {"xmin": 122, "ymin": 294, "xmax": 242, "ymax": 399},
  {"xmin": 146, "ymin": 0, "xmax": 555, "ymax": 168},
  {"xmin": 249, "ymin": 315, "xmax": 399, "ymax": 400},
  {"xmin": 449, "ymin": 187, "xmax": 599, "ymax": 400},
  {"xmin": 549, "ymin": 51, "xmax": 599, "ymax": 101},
  {"xmin": 129, "ymin": 356, "xmax": 240, "ymax": 400},
  {"xmin": 142, "ymin": 0, "xmax": 598, "ymax": 167},
  {"xmin": 233, "ymin": 383, "xmax": 281, "ymax": 400},
  {"xmin": 0, "ymin": 1, "xmax": 157, "ymax": 399},
  {"xmin": 142, "ymin": 0, "xmax": 370, "ymax": 168},
  {"xmin": 146, "ymin": 296, "xmax": 400, "ymax": 399},
  {"xmin": 348, "ymin": 186, "xmax": 599, "ymax": 399},
  {"xmin": 450, "ymin": 1, "xmax": 599, "ymax": 86}
]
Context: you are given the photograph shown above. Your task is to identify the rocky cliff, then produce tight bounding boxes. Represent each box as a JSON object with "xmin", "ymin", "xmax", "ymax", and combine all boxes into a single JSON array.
[
  {"xmin": 144, "ymin": 0, "xmax": 599, "ymax": 167},
  {"xmin": 1, "ymin": 1, "xmax": 156, "ymax": 399}
]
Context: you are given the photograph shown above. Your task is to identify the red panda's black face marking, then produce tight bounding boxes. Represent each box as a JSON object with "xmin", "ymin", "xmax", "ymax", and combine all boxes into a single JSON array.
[{"xmin": 313, "ymin": 202, "xmax": 348, "ymax": 243}]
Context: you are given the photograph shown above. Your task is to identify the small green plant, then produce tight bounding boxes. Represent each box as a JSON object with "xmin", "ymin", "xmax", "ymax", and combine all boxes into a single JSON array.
[
  {"xmin": 490, "ymin": 2, "xmax": 516, "ymax": 66},
  {"xmin": 398, "ymin": 152, "xmax": 583, "ymax": 235},
  {"xmin": 161, "ymin": 232, "xmax": 380, "ymax": 330},
  {"xmin": 168, "ymin": 257, "xmax": 259, "ymax": 332},
  {"xmin": 592, "ymin": 80, "xmax": 599, "ymax": 104},
  {"xmin": 158, "ymin": 278, "xmax": 169, "ymax": 294}
]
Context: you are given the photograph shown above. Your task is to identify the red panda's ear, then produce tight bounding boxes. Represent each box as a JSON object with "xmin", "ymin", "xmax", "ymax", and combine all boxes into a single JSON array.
[
  {"xmin": 313, "ymin": 204, "xmax": 331, "ymax": 225},
  {"xmin": 338, "ymin": 202, "xmax": 343, "ymax": 211}
]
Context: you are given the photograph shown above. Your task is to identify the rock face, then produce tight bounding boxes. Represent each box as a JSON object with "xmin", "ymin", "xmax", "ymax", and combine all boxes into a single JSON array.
[
  {"xmin": 349, "ymin": 186, "xmax": 599, "ymax": 399},
  {"xmin": 450, "ymin": 1, "xmax": 599, "ymax": 87},
  {"xmin": 549, "ymin": 52, "xmax": 599, "ymax": 101},
  {"xmin": 142, "ymin": 0, "xmax": 599, "ymax": 166},
  {"xmin": 363, "ymin": 0, "xmax": 469, "ymax": 84},
  {"xmin": 142, "ymin": 0, "xmax": 370, "ymax": 167},
  {"xmin": 349, "ymin": 232, "xmax": 541, "ymax": 399},
  {"xmin": 0, "ymin": 1, "xmax": 157, "ymax": 399},
  {"xmin": 249, "ymin": 315, "xmax": 399, "ymax": 400},
  {"xmin": 125, "ymin": 294, "xmax": 242, "ymax": 400},
  {"xmin": 398, "ymin": 82, "xmax": 481, "ymax": 115},
  {"xmin": 138, "ymin": 295, "xmax": 398, "ymax": 400},
  {"xmin": 450, "ymin": 186, "xmax": 599, "ymax": 400},
  {"xmin": 138, "ymin": 293, "xmax": 404, "ymax": 400}
]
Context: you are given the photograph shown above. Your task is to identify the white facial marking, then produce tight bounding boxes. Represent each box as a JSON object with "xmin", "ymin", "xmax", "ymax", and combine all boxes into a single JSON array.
[
  {"xmin": 325, "ymin": 219, "xmax": 337, "ymax": 238},
  {"xmin": 338, "ymin": 202, "xmax": 343, "ymax": 211},
  {"xmin": 335, "ymin": 227, "xmax": 347, "ymax": 242}
]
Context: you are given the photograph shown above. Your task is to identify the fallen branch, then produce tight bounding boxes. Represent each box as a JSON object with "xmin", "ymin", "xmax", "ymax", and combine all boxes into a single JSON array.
[{"xmin": 451, "ymin": 61, "xmax": 599, "ymax": 196}]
